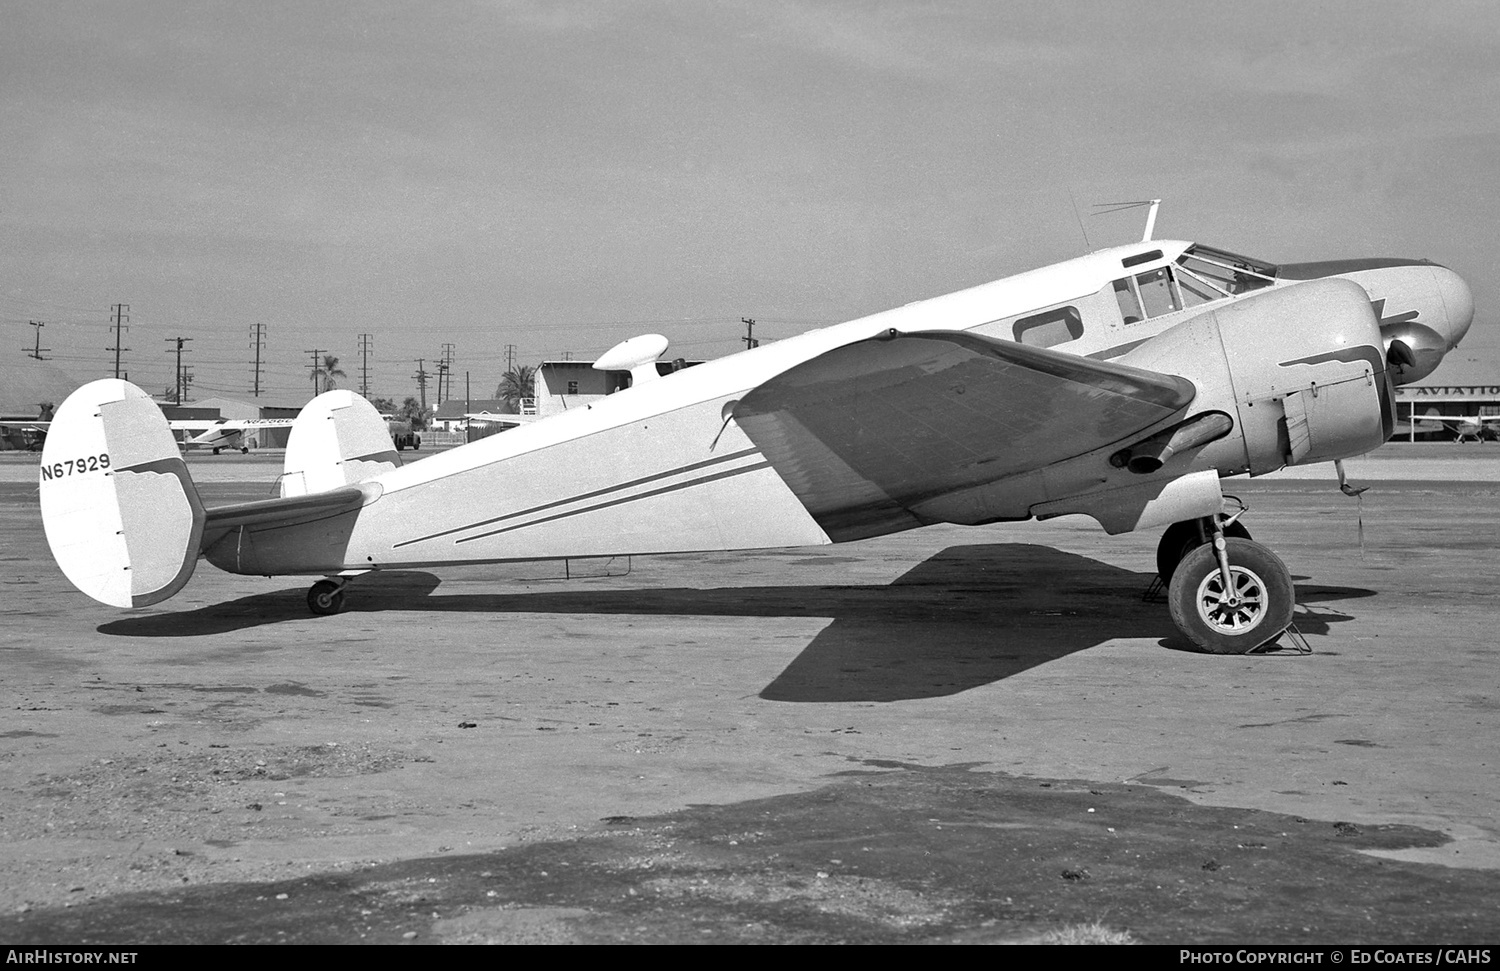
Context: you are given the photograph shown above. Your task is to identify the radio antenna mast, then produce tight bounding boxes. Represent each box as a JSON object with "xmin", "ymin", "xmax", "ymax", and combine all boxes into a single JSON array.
[{"xmin": 1092, "ymin": 199, "xmax": 1162, "ymax": 242}]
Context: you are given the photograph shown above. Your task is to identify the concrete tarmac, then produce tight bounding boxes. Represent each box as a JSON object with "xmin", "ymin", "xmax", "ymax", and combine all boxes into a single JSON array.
[{"xmin": 0, "ymin": 445, "xmax": 1497, "ymax": 943}]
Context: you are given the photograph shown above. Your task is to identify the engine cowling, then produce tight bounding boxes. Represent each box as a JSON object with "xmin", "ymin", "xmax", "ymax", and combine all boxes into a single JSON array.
[{"xmin": 1119, "ymin": 279, "xmax": 1392, "ymax": 475}]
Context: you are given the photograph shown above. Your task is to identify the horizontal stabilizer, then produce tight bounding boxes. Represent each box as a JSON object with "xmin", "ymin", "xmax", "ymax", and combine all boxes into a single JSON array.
[
  {"xmin": 204, "ymin": 484, "xmax": 370, "ymax": 532},
  {"xmin": 39, "ymin": 380, "xmax": 205, "ymax": 607}
]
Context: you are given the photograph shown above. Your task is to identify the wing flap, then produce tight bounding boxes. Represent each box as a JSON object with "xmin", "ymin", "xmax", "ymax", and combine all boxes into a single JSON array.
[{"xmin": 732, "ymin": 330, "xmax": 1195, "ymax": 540}]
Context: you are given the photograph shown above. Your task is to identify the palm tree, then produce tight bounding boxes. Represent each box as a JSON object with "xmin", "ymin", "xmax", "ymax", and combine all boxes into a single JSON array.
[
  {"xmin": 399, "ymin": 396, "xmax": 431, "ymax": 431},
  {"xmin": 495, "ymin": 365, "xmax": 536, "ymax": 414},
  {"xmin": 313, "ymin": 354, "xmax": 346, "ymax": 395}
]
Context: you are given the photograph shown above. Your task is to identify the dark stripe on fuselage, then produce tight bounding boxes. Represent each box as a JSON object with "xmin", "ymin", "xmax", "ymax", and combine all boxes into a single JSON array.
[
  {"xmin": 392, "ymin": 447, "xmax": 762, "ymax": 549},
  {"xmin": 1277, "ymin": 345, "xmax": 1385, "ymax": 371},
  {"xmin": 1276, "ymin": 258, "xmax": 1437, "ymax": 281},
  {"xmin": 1085, "ymin": 338, "xmax": 1152, "ymax": 361},
  {"xmin": 453, "ymin": 460, "xmax": 773, "ymax": 546}
]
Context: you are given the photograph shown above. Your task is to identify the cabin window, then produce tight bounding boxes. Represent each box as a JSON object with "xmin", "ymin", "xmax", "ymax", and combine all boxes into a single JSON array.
[
  {"xmin": 1013, "ymin": 305, "xmax": 1083, "ymax": 347},
  {"xmin": 1113, "ymin": 278, "xmax": 1144, "ymax": 324}
]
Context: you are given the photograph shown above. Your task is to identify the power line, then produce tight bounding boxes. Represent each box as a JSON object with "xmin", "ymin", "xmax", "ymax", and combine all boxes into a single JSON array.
[
  {"xmin": 304, "ymin": 348, "xmax": 327, "ymax": 396},
  {"xmin": 439, "ymin": 342, "xmax": 455, "ymax": 405},
  {"xmin": 413, "ymin": 358, "xmax": 430, "ymax": 412},
  {"xmin": 165, "ymin": 336, "xmax": 193, "ymax": 404},
  {"xmin": 24, "ymin": 321, "xmax": 50, "ymax": 361},
  {"xmin": 358, "ymin": 332, "xmax": 374, "ymax": 399},
  {"xmin": 108, "ymin": 304, "xmax": 130, "ymax": 378},
  {"xmin": 249, "ymin": 323, "xmax": 266, "ymax": 397}
]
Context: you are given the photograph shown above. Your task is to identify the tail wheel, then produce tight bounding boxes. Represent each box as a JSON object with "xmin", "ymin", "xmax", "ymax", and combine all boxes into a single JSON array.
[
  {"xmin": 1168, "ymin": 538, "xmax": 1294, "ymax": 654},
  {"xmin": 1157, "ymin": 518, "xmax": 1251, "ymax": 585},
  {"xmin": 307, "ymin": 579, "xmax": 346, "ymax": 616}
]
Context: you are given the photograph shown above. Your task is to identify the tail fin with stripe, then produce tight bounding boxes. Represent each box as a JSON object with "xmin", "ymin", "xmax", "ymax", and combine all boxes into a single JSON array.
[{"xmin": 39, "ymin": 380, "xmax": 205, "ymax": 607}]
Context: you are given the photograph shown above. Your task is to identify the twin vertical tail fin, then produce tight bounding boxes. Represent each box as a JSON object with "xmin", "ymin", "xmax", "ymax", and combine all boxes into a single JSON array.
[
  {"xmin": 39, "ymin": 380, "xmax": 205, "ymax": 607},
  {"xmin": 280, "ymin": 390, "xmax": 401, "ymax": 497}
]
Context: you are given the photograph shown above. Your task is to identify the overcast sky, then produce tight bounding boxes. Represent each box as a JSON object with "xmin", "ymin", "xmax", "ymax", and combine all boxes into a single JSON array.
[{"xmin": 4, "ymin": 0, "xmax": 1497, "ymax": 403}]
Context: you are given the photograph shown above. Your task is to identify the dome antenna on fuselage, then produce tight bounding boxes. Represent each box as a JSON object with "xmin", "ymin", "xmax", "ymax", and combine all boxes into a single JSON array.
[{"xmin": 1092, "ymin": 199, "xmax": 1163, "ymax": 242}]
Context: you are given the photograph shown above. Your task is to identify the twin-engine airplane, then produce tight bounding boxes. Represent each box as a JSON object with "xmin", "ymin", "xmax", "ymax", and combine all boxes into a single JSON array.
[{"xmin": 39, "ymin": 236, "xmax": 1474, "ymax": 653}]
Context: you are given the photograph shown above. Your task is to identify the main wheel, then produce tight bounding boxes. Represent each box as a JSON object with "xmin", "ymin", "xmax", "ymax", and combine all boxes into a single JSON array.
[
  {"xmin": 307, "ymin": 579, "xmax": 346, "ymax": 616},
  {"xmin": 1156, "ymin": 519, "xmax": 1252, "ymax": 585},
  {"xmin": 1167, "ymin": 538, "xmax": 1294, "ymax": 654}
]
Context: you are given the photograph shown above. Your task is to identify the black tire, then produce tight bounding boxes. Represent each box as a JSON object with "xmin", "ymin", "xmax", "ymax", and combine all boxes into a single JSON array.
[
  {"xmin": 212, "ymin": 447, "xmax": 221, "ymax": 455},
  {"xmin": 1168, "ymin": 538, "xmax": 1294, "ymax": 654},
  {"xmin": 241, "ymin": 446, "xmax": 249, "ymax": 454},
  {"xmin": 307, "ymin": 580, "xmax": 345, "ymax": 616},
  {"xmin": 1156, "ymin": 519, "xmax": 1252, "ymax": 585}
]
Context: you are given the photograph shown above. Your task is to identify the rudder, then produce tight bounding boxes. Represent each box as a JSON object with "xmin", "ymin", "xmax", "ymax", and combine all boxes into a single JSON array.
[{"xmin": 39, "ymin": 380, "xmax": 205, "ymax": 607}]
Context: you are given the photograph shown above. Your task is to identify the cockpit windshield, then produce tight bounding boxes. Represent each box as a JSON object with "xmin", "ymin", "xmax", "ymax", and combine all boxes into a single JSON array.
[{"xmin": 1174, "ymin": 244, "xmax": 1279, "ymax": 302}]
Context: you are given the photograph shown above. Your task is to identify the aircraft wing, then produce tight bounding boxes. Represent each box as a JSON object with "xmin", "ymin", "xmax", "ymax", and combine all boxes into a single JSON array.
[{"xmin": 732, "ymin": 329, "xmax": 1196, "ymax": 540}]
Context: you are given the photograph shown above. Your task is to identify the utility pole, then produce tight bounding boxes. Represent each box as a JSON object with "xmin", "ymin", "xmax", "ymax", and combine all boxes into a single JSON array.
[
  {"xmin": 357, "ymin": 333, "xmax": 374, "ymax": 398},
  {"xmin": 108, "ymin": 304, "xmax": 130, "ymax": 378},
  {"xmin": 741, "ymin": 317, "xmax": 759, "ymax": 349},
  {"xmin": 24, "ymin": 321, "xmax": 50, "ymax": 361},
  {"xmin": 249, "ymin": 323, "xmax": 266, "ymax": 397},
  {"xmin": 413, "ymin": 358, "xmax": 429, "ymax": 413},
  {"xmin": 304, "ymin": 348, "xmax": 327, "ymax": 395},
  {"xmin": 166, "ymin": 337, "xmax": 193, "ymax": 404},
  {"xmin": 504, "ymin": 343, "xmax": 517, "ymax": 375},
  {"xmin": 439, "ymin": 342, "xmax": 455, "ymax": 405}
]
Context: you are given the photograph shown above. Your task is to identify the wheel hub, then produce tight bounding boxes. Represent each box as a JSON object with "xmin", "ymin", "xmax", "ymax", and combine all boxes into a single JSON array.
[{"xmin": 1195, "ymin": 566, "xmax": 1267, "ymax": 634}]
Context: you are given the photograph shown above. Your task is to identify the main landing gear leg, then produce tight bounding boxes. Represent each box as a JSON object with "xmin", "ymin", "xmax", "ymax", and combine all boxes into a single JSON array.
[
  {"xmin": 307, "ymin": 577, "xmax": 348, "ymax": 616},
  {"xmin": 1165, "ymin": 515, "xmax": 1295, "ymax": 655}
]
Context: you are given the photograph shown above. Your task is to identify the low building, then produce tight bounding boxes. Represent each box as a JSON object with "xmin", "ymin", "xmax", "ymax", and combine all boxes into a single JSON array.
[
  {"xmin": 533, "ymin": 358, "xmax": 702, "ymax": 417},
  {"xmin": 1393, "ymin": 382, "xmax": 1500, "ymax": 441}
]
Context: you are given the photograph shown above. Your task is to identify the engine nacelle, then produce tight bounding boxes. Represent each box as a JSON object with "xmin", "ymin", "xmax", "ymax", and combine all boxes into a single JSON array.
[{"xmin": 1119, "ymin": 279, "xmax": 1392, "ymax": 475}]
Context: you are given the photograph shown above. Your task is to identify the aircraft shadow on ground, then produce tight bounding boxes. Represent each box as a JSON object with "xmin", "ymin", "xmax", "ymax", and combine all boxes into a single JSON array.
[{"xmin": 98, "ymin": 544, "xmax": 1376, "ymax": 703}]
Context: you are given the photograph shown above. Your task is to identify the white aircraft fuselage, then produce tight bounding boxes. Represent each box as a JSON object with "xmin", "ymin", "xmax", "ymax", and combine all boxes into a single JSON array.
[{"xmin": 200, "ymin": 240, "xmax": 1472, "ymax": 575}]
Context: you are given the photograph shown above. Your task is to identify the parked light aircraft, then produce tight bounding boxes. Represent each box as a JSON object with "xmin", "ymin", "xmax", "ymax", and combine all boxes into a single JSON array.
[
  {"xmin": 176, "ymin": 417, "xmax": 296, "ymax": 454},
  {"xmin": 39, "ymin": 235, "xmax": 1474, "ymax": 653},
  {"xmin": 1412, "ymin": 413, "xmax": 1499, "ymax": 443},
  {"xmin": 0, "ymin": 420, "xmax": 49, "ymax": 451}
]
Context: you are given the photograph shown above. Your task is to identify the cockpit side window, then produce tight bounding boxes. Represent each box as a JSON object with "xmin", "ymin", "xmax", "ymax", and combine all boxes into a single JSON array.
[
  {"xmin": 1135, "ymin": 267, "xmax": 1180, "ymax": 317},
  {"xmin": 1013, "ymin": 305, "xmax": 1084, "ymax": 347}
]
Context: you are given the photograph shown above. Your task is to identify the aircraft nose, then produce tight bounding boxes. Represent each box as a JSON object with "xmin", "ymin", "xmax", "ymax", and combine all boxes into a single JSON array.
[{"xmin": 1432, "ymin": 264, "xmax": 1474, "ymax": 349}]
